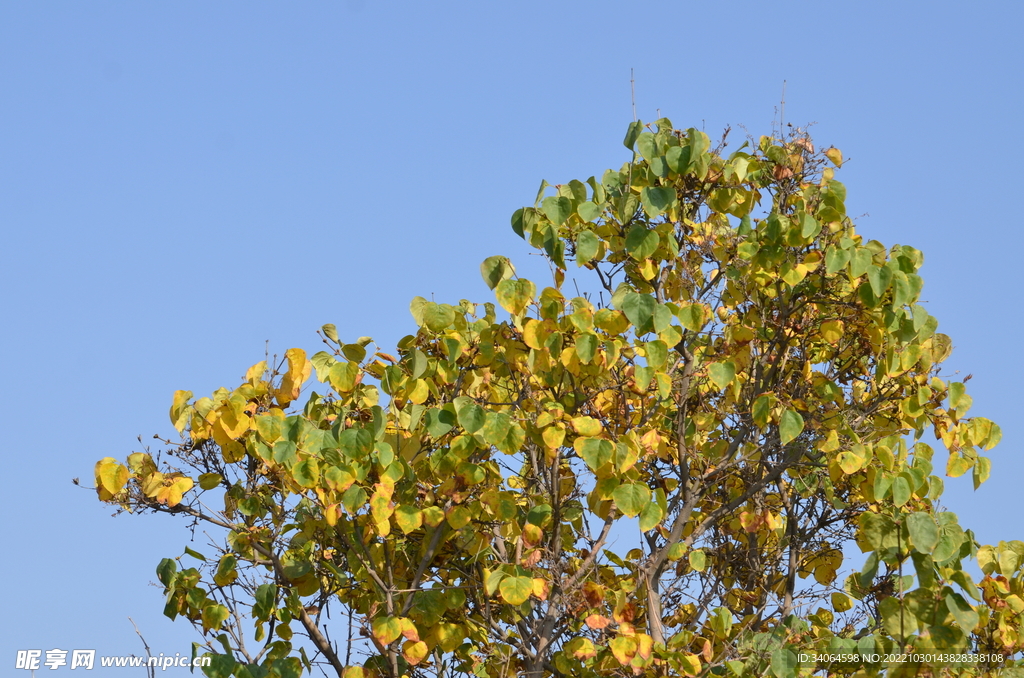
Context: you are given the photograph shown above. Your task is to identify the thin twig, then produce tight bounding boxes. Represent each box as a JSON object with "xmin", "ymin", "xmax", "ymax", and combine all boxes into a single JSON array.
[{"xmin": 128, "ymin": 617, "xmax": 156, "ymax": 678}]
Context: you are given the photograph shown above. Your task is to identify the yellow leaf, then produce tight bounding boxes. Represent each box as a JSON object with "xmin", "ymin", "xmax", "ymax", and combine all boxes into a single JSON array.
[
  {"xmin": 278, "ymin": 347, "xmax": 312, "ymax": 404},
  {"xmin": 169, "ymin": 390, "xmax": 193, "ymax": 433},
  {"xmin": 680, "ymin": 653, "xmax": 702, "ymax": 676},
  {"xmin": 820, "ymin": 320, "xmax": 844, "ymax": 344},
  {"xmin": 245, "ymin": 360, "xmax": 268, "ymax": 382},
  {"xmin": 407, "ymin": 379, "xmax": 430, "ymax": 404},
  {"xmin": 95, "ymin": 458, "xmax": 130, "ymax": 497},
  {"xmin": 635, "ymin": 633, "xmax": 653, "ymax": 659},
  {"xmin": 325, "ymin": 504, "xmax": 341, "ymax": 527},
  {"xmin": 431, "ymin": 623, "xmax": 464, "ymax": 653},
  {"xmin": 566, "ymin": 637, "xmax": 597, "ymax": 660},
  {"xmin": 371, "ymin": 616, "xmax": 402, "ymax": 646},
  {"xmin": 825, "ymin": 147, "xmax": 843, "ymax": 167},
  {"xmin": 832, "ymin": 592, "xmax": 852, "ymax": 612},
  {"xmin": 398, "ymin": 617, "xmax": 420, "ymax": 641},
  {"xmin": 571, "ymin": 416, "xmax": 603, "ymax": 437},
  {"xmin": 609, "ymin": 636, "xmax": 637, "ymax": 665},
  {"xmin": 402, "ymin": 640, "xmax": 428, "ymax": 666},
  {"xmin": 541, "ymin": 425, "xmax": 565, "ymax": 450},
  {"xmin": 532, "ymin": 578, "xmax": 550, "ymax": 601}
]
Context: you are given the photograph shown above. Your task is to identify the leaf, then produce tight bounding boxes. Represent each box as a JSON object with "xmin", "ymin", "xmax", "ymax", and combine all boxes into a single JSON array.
[
  {"xmin": 625, "ymin": 225, "xmax": 660, "ymax": 259},
  {"xmin": 621, "ymin": 292, "xmax": 656, "ymax": 333},
  {"xmin": 676, "ymin": 302, "xmax": 706, "ymax": 332},
  {"xmin": 640, "ymin": 186, "xmax": 675, "ymax": 218},
  {"xmin": 372, "ymin": 616, "xmax": 403, "ymax": 646},
  {"xmin": 973, "ymin": 456, "xmax": 991, "ymax": 489},
  {"xmin": 638, "ymin": 500, "xmax": 664, "ymax": 532},
  {"xmin": 857, "ymin": 512, "xmax": 897, "ymax": 551},
  {"xmin": 778, "ymin": 409, "xmax": 804, "ymax": 446},
  {"xmin": 612, "ymin": 482, "xmax": 651, "ymax": 518},
  {"xmin": 825, "ymin": 147, "xmax": 843, "ymax": 167},
  {"xmin": 499, "ymin": 576, "xmax": 534, "ymax": 605},
  {"xmin": 575, "ymin": 332, "xmax": 598, "ymax": 363},
  {"xmin": 457, "ymin": 402, "xmax": 487, "ymax": 434},
  {"xmin": 944, "ymin": 592, "xmax": 979, "ymax": 632},
  {"xmin": 575, "ymin": 230, "xmax": 601, "ymax": 266},
  {"xmin": 824, "ymin": 246, "xmax": 851, "ymax": 275},
  {"xmin": 831, "ymin": 592, "xmax": 852, "ymax": 612},
  {"xmin": 708, "ymin": 361, "xmax": 735, "ymax": 390},
  {"xmin": 688, "ymin": 549, "xmax": 707, "ymax": 572},
  {"xmin": 421, "ymin": 302, "xmax": 456, "ymax": 332},
  {"xmin": 946, "ymin": 452, "xmax": 972, "ymax": 478},
  {"xmin": 402, "ymin": 640, "xmax": 429, "ymax": 666},
  {"xmin": 891, "ymin": 475, "xmax": 911, "ymax": 507},
  {"xmin": 95, "ymin": 458, "xmax": 129, "ymax": 497},
  {"xmin": 609, "ymin": 636, "xmax": 638, "ymax": 665},
  {"xmin": 292, "ymin": 459, "xmax": 320, "ymax": 488},
  {"xmin": 623, "ymin": 120, "xmax": 643, "ymax": 150},
  {"xmin": 770, "ymin": 649, "xmax": 797, "ymax": 678},
  {"xmin": 575, "ymin": 437, "xmax": 614, "ymax": 473},
  {"xmin": 906, "ymin": 512, "xmax": 939, "ymax": 553},
  {"xmin": 542, "ymin": 196, "xmax": 572, "ymax": 225},
  {"xmin": 495, "ymin": 279, "xmax": 536, "ymax": 316},
  {"xmin": 170, "ymin": 390, "xmax": 193, "ymax": 432},
  {"xmin": 480, "ymin": 256, "xmax": 515, "ymax": 290}
]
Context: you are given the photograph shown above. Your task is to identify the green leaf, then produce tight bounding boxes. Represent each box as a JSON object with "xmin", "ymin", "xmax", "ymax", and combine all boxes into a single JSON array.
[
  {"xmin": 612, "ymin": 482, "xmax": 651, "ymax": 518},
  {"xmin": 751, "ymin": 393, "xmax": 776, "ymax": 428},
  {"xmin": 499, "ymin": 576, "xmax": 534, "ymax": 605},
  {"xmin": 342, "ymin": 485, "xmax": 367, "ymax": 513},
  {"xmin": 638, "ymin": 500, "xmax": 664, "ymax": 532},
  {"xmin": 665, "ymin": 145, "xmax": 691, "ymax": 173},
  {"xmin": 575, "ymin": 230, "xmax": 601, "ymax": 265},
  {"xmin": 198, "ymin": 473, "xmax": 222, "ymax": 490},
  {"xmin": 425, "ymin": 407, "xmax": 457, "ymax": 438},
  {"xmin": 480, "ymin": 256, "xmax": 515, "ymax": 290},
  {"xmin": 292, "ymin": 459, "xmax": 320, "ymax": 488},
  {"xmin": 577, "ymin": 201, "xmax": 602, "ymax": 222},
  {"xmin": 676, "ymin": 303, "xmax": 706, "ymax": 331},
  {"xmin": 640, "ymin": 186, "xmax": 675, "ymax": 218},
  {"xmin": 621, "ymin": 292, "xmax": 656, "ymax": 333},
  {"xmin": 623, "ymin": 120, "xmax": 643, "ymax": 150},
  {"xmin": 421, "ymin": 302, "xmax": 456, "ymax": 332},
  {"xmin": 575, "ymin": 332, "xmax": 598, "ymax": 363},
  {"xmin": 770, "ymin": 649, "xmax": 797, "ymax": 678},
  {"xmin": 799, "ymin": 213, "xmax": 820, "ymax": 239},
  {"xmin": 906, "ymin": 512, "xmax": 939, "ymax": 553},
  {"xmin": 891, "ymin": 475, "xmax": 911, "ymax": 507},
  {"xmin": 779, "ymin": 409, "xmax": 804, "ymax": 445},
  {"xmin": 576, "ymin": 437, "xmax": 614, "ymax": 473},
  {"xmin": 688, "ymin": 549, "xmax": 707, "ymax": 572},
  {"xmin": 481, "ymin": 411, "xmax": 513, "ymax": 447},
  {"xmin": 858, "ymin": 512, "xmax": 898, "ymax": 551},
  {"xmin": 457, "ymin": 402, "xmax": 487, "ymax": 434},
  {"xmin": 708, "ymin": 361, "xmax": 736, "ymax": 390},
  {"xmin": 944, "ymin": 592, "xmax": 979, "ymax": 632},
  {"xmin": 850, "ymin": 247, "xmax": 873, "ymax": 278},
  {"xmin": 625, "ymin": 225, "xmax": 660, "ymax": 260},
  {"xmin": 202, "ymin": 654, "xmax": 236, "ymax": 678},
  {"xmin": 824, "ymin": 246, "xmax": 852, "ymax": 275},
  {"xmin": 542, "ymin": 196, "xmax": 572, "ymax": 225}
]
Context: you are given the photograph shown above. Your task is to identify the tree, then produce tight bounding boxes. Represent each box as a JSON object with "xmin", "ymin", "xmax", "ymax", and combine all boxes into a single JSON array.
[{"xmin": 94, "ymin": 119, "xmax": 1024, "ymax": 678}]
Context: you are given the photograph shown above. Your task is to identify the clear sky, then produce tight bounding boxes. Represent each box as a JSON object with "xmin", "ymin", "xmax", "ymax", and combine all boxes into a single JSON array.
[{"xmin": 2, "ymin": 0, "xmax": 1022, "ymax": 671}]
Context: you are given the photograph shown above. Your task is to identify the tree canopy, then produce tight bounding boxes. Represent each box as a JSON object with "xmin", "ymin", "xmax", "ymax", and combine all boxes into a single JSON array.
[{"xmin": 94, "ymin": 119, "xmax": 1023, "ymax": 678}]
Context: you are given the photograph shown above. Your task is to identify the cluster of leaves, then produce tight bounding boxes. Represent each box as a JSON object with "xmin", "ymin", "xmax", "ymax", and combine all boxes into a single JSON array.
[{"xmin": 94, "ymin": 119, "xmax": 1023, "ymax": 678}]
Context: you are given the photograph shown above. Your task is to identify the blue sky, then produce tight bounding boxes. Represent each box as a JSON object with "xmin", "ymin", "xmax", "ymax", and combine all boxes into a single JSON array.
[{"xmin": 2, "ymin": 0, "xmax": 1022, "ymax": 671}]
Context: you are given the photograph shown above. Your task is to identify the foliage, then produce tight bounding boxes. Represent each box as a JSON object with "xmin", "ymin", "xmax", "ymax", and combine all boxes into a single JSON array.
[{"xmin": 94, "ymin": 119, "xmax": 1024, "ymax": 678}]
